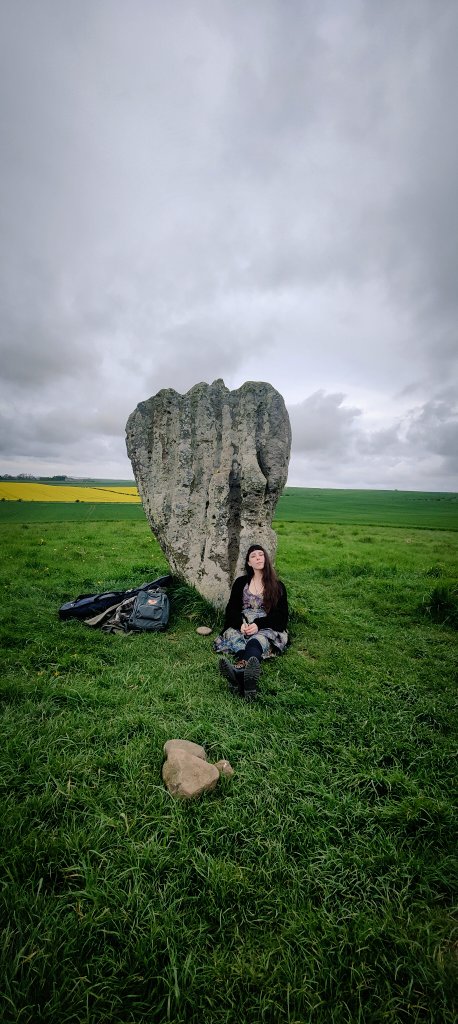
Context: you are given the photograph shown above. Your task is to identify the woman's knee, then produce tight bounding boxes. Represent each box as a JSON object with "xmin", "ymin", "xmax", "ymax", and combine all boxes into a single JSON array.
[{"xmin": 244, "ymin": 637, "xmax": 263, "ymax": 661}]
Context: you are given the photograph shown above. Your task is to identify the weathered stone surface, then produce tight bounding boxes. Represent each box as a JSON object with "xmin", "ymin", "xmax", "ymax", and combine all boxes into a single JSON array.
[
  {"xmin": 214, "ymin": 759, "xmax": 234, "ymax": 777},
  {"xmin": 126, "ymin": 379, "xmax": 291, "ymax": 607},
  {"xmin": 164, "ymin": 739, "xmax": 207, "ymax": 761},
  {"xmin": 162, "ymin": 750, "xmax": 219, "ymax": 798}
]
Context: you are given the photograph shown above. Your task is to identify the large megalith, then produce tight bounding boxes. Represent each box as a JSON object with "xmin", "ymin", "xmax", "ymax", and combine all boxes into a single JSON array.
[{"xmin": 125, "ymin": 379, "xmax": 291, "ymax": 607}]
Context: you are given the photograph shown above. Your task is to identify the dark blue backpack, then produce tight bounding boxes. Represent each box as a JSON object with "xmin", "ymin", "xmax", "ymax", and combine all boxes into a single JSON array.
[
  {"xmin": 58, "ymin": 575, "xmax": 172, "ymax": 621},
  {"xmin": 128, "ymin": 588, "xmax": 170, "ymax": 632}
]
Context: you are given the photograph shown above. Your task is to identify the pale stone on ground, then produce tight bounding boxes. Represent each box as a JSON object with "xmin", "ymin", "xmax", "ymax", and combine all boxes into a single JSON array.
[
  {"xmin": 126, "ymin": 379, "xmax": 291, "ymax": 607},
  {"xmin": 162, "ymin": 750, "xmax": 220, "ymax": 798},
  {"xmin": 163, "ymin": 739, "xmax": 207, "ymax": 761},
  {"xmin": 214, "ymin": 759, "xmax": 234, "ymax": 777},
  {"xmin": 196, "ymin": 626, "xmax": 212, "ymax": 635}
]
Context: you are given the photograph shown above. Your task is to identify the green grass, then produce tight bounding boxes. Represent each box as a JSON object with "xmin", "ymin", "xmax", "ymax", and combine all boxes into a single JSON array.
[
  {"xmin": 276, "ymin": 488, "xmax": 458, "ymax": 531},
  {"xmin": 1, "ymin": 486, "xmax": 457, "ymax": 529},
  {"xmin": 1, "ymin": 515, "xmax": 457, "ymax": 1023},
  {"xmin": 0, "ymin": 502, "xmax": 147, "ymax": 523},
  {"xmin": 39, "ymin": 478, "xmax": 136, "ymax": 487}
]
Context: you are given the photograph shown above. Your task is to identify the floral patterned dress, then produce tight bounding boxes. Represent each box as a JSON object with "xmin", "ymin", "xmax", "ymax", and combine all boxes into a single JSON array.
[{"xmin": 213, "ymin": 583, "xmax": 288, "ymax": 660}]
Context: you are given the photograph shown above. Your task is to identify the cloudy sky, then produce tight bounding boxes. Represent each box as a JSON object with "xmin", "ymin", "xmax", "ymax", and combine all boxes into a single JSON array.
[{"xmin": 1, "ymin": 0, "xmax": 457, "ymax": 490}]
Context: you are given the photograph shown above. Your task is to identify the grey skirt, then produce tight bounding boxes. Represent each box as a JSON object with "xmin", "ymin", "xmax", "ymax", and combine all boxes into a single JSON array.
[{"xmin": 213, "ymin": 607, "xmax": 288, "ymax": 660}]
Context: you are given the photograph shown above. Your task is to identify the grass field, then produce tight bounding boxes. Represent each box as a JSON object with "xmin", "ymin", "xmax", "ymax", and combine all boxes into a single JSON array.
[
  {"xmin": 0, "ymin": 485, "xmax": 457, "ymax": 530},
  {"xmin": 1, "ymin": 502, "xmax": 457, "ymax": 1023},
  {"xmin": 0, "ymin": 502, "xmax": 146, "ymax": 524},
  {"xmin": 278, "ymin": 489, "xmax": 458, "ymax": 531}
]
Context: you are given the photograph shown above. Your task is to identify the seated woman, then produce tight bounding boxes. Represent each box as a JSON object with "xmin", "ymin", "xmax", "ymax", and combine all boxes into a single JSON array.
[{"xmin": 214, "ymin": 544, "xmax": 289, "ymax": 701}]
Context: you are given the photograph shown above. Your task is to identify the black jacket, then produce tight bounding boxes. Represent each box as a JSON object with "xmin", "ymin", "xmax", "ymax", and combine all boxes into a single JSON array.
[{"xmin": 223, "ymin": 575, "xmax": 289, "ymax": 633}]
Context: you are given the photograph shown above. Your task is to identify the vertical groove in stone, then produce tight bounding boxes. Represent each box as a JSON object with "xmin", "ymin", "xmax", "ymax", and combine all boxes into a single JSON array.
[{"xmin": 227, "ymin": 457, "xmax": 241, "ymax": 580}]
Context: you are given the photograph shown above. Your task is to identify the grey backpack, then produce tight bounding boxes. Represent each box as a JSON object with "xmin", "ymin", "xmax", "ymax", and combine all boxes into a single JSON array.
[{"xmin": 128, "ymin": 588, "xmax": 170, "ymax": 632}]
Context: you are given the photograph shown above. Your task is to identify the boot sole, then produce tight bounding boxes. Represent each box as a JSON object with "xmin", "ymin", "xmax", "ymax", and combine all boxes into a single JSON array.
[
  {"xmin": 219, "ymin": 658, "xmax": 240, "ymax": 696},
  {"xmin": 243, "ymin": 657, "xmax": 261, "ymax": 701}
]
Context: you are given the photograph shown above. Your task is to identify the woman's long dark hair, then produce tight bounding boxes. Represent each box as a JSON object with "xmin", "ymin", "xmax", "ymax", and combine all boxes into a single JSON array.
[{"xmin": 244, "ymin": 544, "xmax": 282, "ymax": 612}]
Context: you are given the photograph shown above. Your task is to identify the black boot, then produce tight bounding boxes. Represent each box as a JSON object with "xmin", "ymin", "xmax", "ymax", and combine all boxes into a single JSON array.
[
  {"xmin": 219, "ymin": 658, "xmax": 243, "ymax": 696},
  {"xmin": 243, "ymin": 657, "xmax": 261, "ymax": 702}
]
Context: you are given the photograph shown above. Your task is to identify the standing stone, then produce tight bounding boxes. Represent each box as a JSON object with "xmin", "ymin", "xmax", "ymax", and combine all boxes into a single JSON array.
[{"xmin": 125, "ymin": 379, "xmax": 291, "ymax": 607}]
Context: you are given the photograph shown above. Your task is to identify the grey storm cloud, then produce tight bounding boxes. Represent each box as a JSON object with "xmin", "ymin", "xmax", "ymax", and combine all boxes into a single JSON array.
[
  {"xmin": 287, "ymin": 388, "xmax": 458, "ymax": 490},
  {"xmin": 0, "ymin": 0, "xmax": 457, "ymax": 489},
  {"xmin": 288, "ymin": 392, "xmax": 361, "ymax": 455},
  {"xmin": 405, "ymin": 392, "xmax": 458, "ymax": 471},
  {"xmin": 357, "ymin": 424, "xmax": 402, "ymax": 457}
]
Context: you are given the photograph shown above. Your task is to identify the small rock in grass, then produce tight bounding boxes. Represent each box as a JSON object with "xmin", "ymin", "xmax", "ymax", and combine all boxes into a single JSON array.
[
  {"xmin": 164, "ymin": 739, "xmax": 207, "ymax": 761},
  {"xmin": 196, "ymin": 625, "xmax": 212, "ymax": 635},
  {"xmin": 163, "ymin": 750, "xmax": 219, "ymax": 798},
  {"xmin": 215, "ymin": 759, "xmax": 234, "ymax": 777}
]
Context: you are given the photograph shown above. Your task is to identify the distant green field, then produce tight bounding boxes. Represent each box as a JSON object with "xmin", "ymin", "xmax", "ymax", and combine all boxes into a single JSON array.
[
  {"xmin": 43, "ymin": 478, "xmax": 136, "ymax": 487},
  {"xmin": 275, "ymin": 488, "xmax": 458, "ymax": 531},
  {"xmin": 0, "ymin": 502, "xmax": 146, "ymax": 523},
  {"xmin": 1, "ymin": 487, "xmax": 457, "ymax": 529}
]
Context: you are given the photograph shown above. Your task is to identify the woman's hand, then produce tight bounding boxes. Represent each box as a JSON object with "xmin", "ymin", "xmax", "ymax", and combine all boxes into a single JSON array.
[{"xmin": 241, "ymin": 622, "xmax": 258, "ymax": 637}]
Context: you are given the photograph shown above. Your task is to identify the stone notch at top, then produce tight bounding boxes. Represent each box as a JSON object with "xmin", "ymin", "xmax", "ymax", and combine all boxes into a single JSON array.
[{"xmin": 125, "ymin": 379, "xmax": 291, "ymax": 607}]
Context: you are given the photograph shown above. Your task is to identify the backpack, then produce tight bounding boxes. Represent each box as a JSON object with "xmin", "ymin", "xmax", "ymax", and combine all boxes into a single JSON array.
[
  {"xmin": 58, "ymin": 575, "xmax": 172, "ymax": 621},
  {"xmin": 128, "ymin": 587, "xmax": 170, "ymax": 632}
]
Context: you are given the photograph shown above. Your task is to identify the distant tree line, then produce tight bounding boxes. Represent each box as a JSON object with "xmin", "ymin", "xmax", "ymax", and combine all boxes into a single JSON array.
[{"xmin": 0, "ymin": 474, "xmax": 69, "ymax": 481}]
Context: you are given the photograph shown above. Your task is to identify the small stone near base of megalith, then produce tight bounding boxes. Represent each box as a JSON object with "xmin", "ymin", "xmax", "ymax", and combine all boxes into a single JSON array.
[
  {"xmin": 214, "ymin": 759, "xmax": 234, "ymax": 777},
  {"xmin": 163, "ymin": 739, "xmax": 207, "ymax": 761},
  {"xmin": 163, "ymin": 750, "xmax": 219, "ymax": 798},
  {"xmin": 196, "ymin": 626, "xmax": 212, "ymax": 635}
]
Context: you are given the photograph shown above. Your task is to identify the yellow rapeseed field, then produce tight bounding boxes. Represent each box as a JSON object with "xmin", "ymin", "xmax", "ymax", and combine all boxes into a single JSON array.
[{"xmin": 0, "ymin": 483, "xmax": 140, "ymax": 503}]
